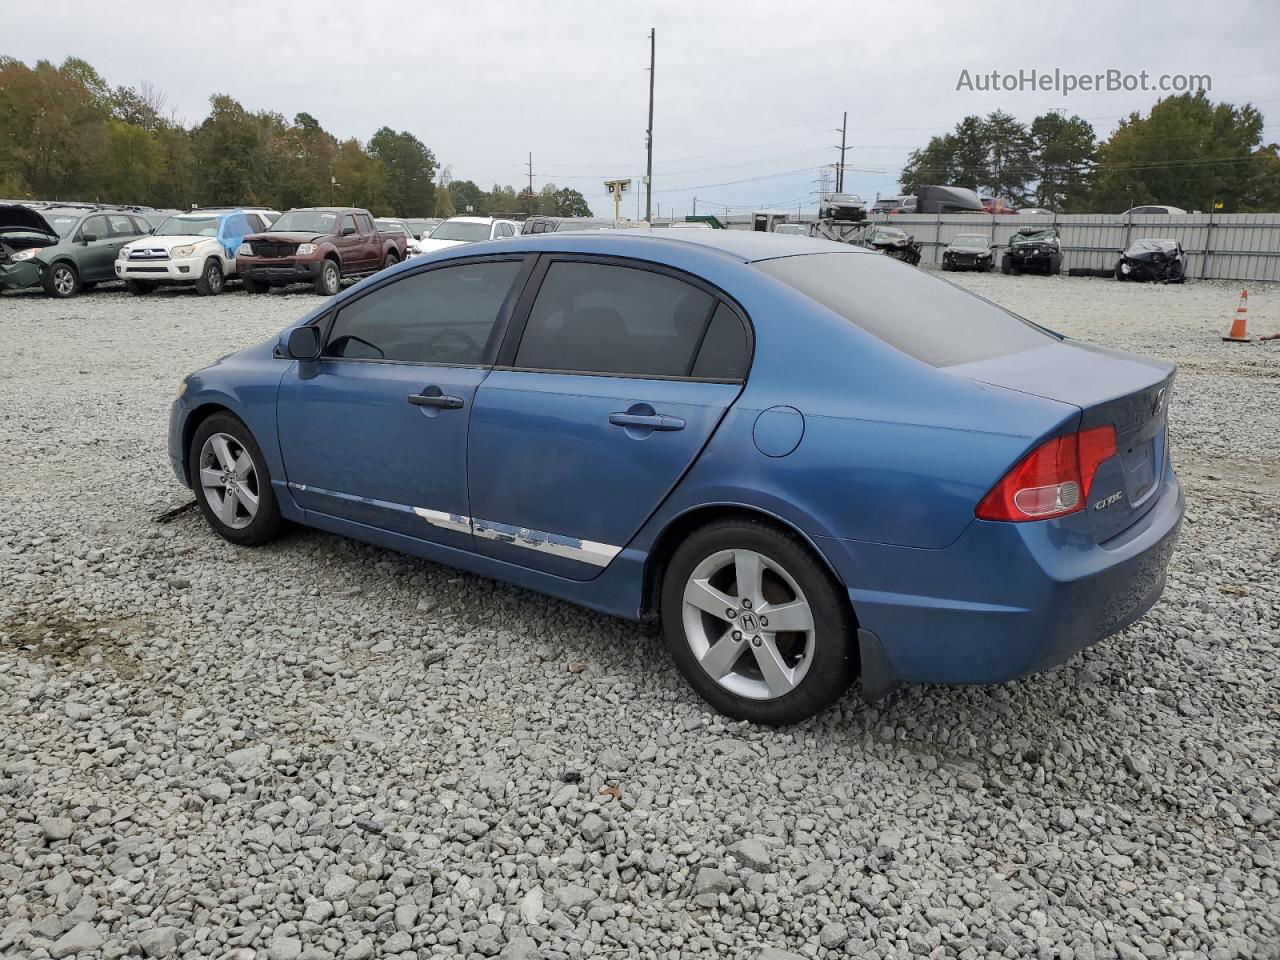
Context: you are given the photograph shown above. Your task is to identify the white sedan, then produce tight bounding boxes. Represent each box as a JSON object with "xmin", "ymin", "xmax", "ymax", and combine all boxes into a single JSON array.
[{"xmin": 411, "ymin": 217, "xmax": 521, "ymax": 257}]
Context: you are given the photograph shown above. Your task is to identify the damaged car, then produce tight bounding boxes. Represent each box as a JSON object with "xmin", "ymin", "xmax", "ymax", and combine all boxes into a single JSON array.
[
  {"xmin": 861, "ymin": 226, "xmax": 922, "ymax": 266},
  {"xmin": 941, "ymin": 234, "xmax": 994, "ymax": 272},
  {"xmin": 0, "ymin": 204, "xmax": 150, "ymax": 297},
  {"xmin": 1115, "ymin": 239, "xmax": 1186, "ymax": 283},
  {"xmin": 1003, "ymin": 227, "xmax": 1062, "ymax": 275}
]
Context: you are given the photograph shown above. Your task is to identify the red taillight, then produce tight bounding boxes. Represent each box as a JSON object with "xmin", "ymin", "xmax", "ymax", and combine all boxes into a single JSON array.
[{"xmin": 976, "ymin": 426, "xmax": 1117, "ymax": 522}]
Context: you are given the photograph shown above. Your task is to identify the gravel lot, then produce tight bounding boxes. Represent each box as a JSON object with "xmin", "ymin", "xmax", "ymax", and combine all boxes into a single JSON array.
[{"xmin": 1, "ymin": 272, "xmax": 1277, "ymax": 960}]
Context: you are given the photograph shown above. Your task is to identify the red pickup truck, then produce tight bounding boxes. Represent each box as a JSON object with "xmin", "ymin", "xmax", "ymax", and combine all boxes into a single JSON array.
[{"xmin": 237, "ymin": 207, "xmax": 408, "ymax": 295}]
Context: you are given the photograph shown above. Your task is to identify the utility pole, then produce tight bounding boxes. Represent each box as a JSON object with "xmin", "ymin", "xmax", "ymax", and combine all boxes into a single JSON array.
[
  {"xmin": 645, "ymin": 28, "xmax": 655, "ymax": 221},
  {"xmin": 525, "ymin": 152, "xmax": 534, "ymax": 215},
  {"xmin": 692, "ymin": 196, "xmax": 697, "ymax": 216},
  {"xmin": 836, "ymin": 111, "xmax": 847, "ymax": 193}
]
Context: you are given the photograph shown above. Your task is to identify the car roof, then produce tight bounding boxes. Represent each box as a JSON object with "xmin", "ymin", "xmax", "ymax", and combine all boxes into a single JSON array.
[{"xmin": 449, "ymin": 228, "xmax": 869, "ymax": 264}]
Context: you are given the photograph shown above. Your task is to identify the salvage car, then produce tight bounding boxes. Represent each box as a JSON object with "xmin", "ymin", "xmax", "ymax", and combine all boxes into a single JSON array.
[
  {"xmin": 236, "ymin": 207, "xmax": 408, "ymax": 295},
  {"xmin": 169, "ymin": 231, "xmax": 1182, "ymax": 725},
  {"xmin": 1002, "ymin": 227, "xmax": 1062, "ymax": 275},
  {"xmin": 116, "ymin": 209, "xmax": 275, "ymax": 296},
  {"xmin": 1115, "ymin": 239, "xmax": 1186, "ymax": 283},
  {"xmin": 862, "ymin": 226, "xmax": 922, "ymax": 265},
  {"xmin": 941, "ymin": 234, "xmax": 994, "ymax": 271},
  {"xmin": 0, "ymin": 204, "xmax": 151, "ymax": 298},
  {"xmin": 412, "ymin": 216, "xmax": 520, "ymax": 256},
  {"xmin": 819, "ymin": 193, "xmax": 866, "ymax": 222}
]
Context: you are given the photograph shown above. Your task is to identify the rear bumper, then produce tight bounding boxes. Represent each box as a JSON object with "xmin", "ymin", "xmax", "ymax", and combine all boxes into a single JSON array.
[
  {"xmin": 821, "ymin": 468, "xmax": 1184, "ymax": 686},
  {"xmin": 239, "ymin": 259, "xmax": 323, "ymax": 284}
]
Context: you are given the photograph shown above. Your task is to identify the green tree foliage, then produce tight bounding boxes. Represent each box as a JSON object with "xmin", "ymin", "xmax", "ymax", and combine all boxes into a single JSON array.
[
  {"xmin": 1090, "ymin": 93, "xmax": 1273, "ymax": 212},
  {"xmin": 368, "ymin": 127, "xmax": 436, "ymax": 216},
  {"xmin": 1030, "ymin": 113, "xmax": 1096, "ymax": 212},
  {"xmin": 899, "ymin": 96, "xmax": 1277, "ymax": 212},
  {"xmin": 0, "ymin": 55, "xmax": 449, "ymax": 217},
  {"xmin": 447, "ymin": 179, "xmax": 484, "ymax": 215}
]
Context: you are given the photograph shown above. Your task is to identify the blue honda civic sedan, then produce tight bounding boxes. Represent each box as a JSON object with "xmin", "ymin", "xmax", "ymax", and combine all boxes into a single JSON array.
[{"xmin": 169, "ymin": 230, "xmax": 1183, "ymax": 724}]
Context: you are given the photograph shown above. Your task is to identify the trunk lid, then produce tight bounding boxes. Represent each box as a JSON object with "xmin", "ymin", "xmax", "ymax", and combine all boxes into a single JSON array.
[{"xmin": 951, "ymin": 340, "xmax": 1175, "ymax": 541}]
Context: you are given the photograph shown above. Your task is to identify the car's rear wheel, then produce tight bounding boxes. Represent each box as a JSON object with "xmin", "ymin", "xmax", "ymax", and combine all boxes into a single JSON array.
[
  {"xmin": 43, "ymin": 262, "xmax": 80, "ymax": 298},
  {"xmin": 383, "ymin": 252, "xmax": 399, "ymax": 270},
  {"xmin": 125, "ymin": 279, "xmax": 154, "ymax": 296},
  {"xmin": 660, "ymin": 518, "xmax": 856, "ymax": 725},
  {"xmin": 195, "ymin": 259, "xmax": 224, "ymax": 296},
  {"xmin": 188, "ymin": 413, "xmax": 283, "ymax": 547},
  {"xmin": 314, "ymin": 260, "xmax": 341, "ymax": 296}
]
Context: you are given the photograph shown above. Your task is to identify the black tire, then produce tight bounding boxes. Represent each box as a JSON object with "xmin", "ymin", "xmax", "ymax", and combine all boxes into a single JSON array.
[
  {"xmin": 1114, "ymin": 263, "xmax": 1126, "ymax": 281},
  {"xmin": 313, "ymin": 259, "xmax": 341, "ymax": 296},
  {"xmin": 194, "ymin": 258, "xmax": 224, "ymax": 296},
  {"xmin": 43, "ymin": 261, "xmax": 80, "ymax": 299},
  {"xmin": 382, "ymin": 252, "xmax": 399, "ymax": 271},
  {"xmin": 1000, "ymin": 254, "xmax": 1013, "ymax": 275},
  {"xmin": 1047, "ymin": 254, "xmax": 1062, "ymax": 275},
  {"xmin": 242, "ymin": 277, "xmax": 269, "ymax": 295},
  {"xmin": 660, "ymin": 518, "xmax": 856, "ymax": 725},
  {"xmin": 188, "ymin": 412, "xmax": 284, "ymax": 547},
  {"xmin": 125, "ymin": 279, "xmax": 155, "ymax": 296}
]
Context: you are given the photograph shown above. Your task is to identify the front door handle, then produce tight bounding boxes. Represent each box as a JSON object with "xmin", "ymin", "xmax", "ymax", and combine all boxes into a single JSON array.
[
  {"xmin": 609, "ymin": 412, "xmax": 685, "ymax": 431},
  {"xmin": 408, "ymin": 393, "xmax": 464, "ymax": 410}
]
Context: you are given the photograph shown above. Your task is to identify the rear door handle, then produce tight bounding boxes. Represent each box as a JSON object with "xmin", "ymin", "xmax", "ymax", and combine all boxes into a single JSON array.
[
  {"xmin": 408, "ymin": 393, "xmax": 464, "ymax": 410},
  {"xmin": 609, "ymin": 412, "xmax": 685, "ymax": 431}
]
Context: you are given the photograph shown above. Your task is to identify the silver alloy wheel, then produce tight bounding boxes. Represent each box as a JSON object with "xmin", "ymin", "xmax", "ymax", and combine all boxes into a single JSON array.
[
  {"xmin": 53, "ymin": 266, "xmax": 75, "ymax": 295},
  {"xmin": 681, "ymin": 548, "xmax": 815, "ymax": 700},
  {"xmin": 198, "ymin": 433, "xmax": 260, "ymax": 530},
  {"xmin": 207, "ymin": 262, "xmax": 223, "ymax": 292},
  {"xmin": 322, "ymin": 262, "xmax": 339, "ymax": 294}
]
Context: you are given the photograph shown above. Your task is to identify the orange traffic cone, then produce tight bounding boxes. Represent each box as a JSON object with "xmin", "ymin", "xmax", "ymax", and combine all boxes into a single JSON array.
[{"xmin": 1223, "ymin": 289, "xmax": 1252, "ymax": 342}]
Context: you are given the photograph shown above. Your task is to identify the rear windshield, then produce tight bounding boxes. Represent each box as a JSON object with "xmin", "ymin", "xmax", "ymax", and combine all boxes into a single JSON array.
[{"xmin": 756, "ymin": 252, "xmax": 1055, "ymax": 367}]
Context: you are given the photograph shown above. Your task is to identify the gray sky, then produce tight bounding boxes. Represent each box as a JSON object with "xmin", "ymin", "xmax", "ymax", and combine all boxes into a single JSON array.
[{"xmin": 8, "ymin": 0, "xmax": 1279, "ymax": 216}]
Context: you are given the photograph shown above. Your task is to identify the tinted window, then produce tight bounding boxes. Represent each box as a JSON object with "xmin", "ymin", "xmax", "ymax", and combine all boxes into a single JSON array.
[
  {"xmin": 691, "ymin": 304, "xmax": 750, "ymax": 380},
  {"xmin": 340, "ymin": 215, "xmax": 358, "ymax": 235},
  {"xmin": 757, "ymin": 253, "xmax": 1053, "ymax": 367},
  {"xmin": 324, "ymin": 260, "xmax": 522, "ymax": 365},
  {"xmin": 81, "ymin": 216, "xmax": 109, "ymax": 240},
  {"xmin": 107, "ymin": 215, "xmax": 137, "ymax": 237},
  {"xmin": 357, "ymin": 214, "xmax": 375, "ymax": 233},
  {"xmin": 515, "ymin": 261, "xmax": 714, "ymax": 378},
  {"xmin": 130, "ymin": 216, "xmax": 152, "ymax": 235}
]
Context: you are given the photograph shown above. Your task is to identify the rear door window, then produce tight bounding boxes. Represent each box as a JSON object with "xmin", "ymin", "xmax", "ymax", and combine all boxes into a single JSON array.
[
  {"xmin": 691, "ymin": 303, "xmax": 751, "ymax": 380},
  {"xmin": 513, "ymin": 261, "xmax": 715, "ymax": 378},
  {"xmin": 107, "ymin": 215, "xmax": 138, "ymax": 237},
  {"xmin": 757, "ymin": 252, "xmax": 1053, "ymax": 367},
  {"xmin": 324, "ymin": 259, "xmax": 523, "ymax": 365}
]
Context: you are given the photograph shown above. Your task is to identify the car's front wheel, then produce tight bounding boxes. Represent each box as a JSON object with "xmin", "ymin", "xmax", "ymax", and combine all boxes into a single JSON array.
[
  {"xmin": 195, "ymin": 259, "xmax": 224, "ymax": 296},
  {"xmin": 314, "ymin": 260, "xmax": 341, "ymax": 296},
  {"xmin": 660, "ymin": 518, "xmax": 856, "ymax": 725},
  {"xmin": 43, "ymin": 262, "xmax": 80, "ymax": 298},
  {"xmin": 188, "ymin": 413, "xmax": 283, "ymax": 547}
]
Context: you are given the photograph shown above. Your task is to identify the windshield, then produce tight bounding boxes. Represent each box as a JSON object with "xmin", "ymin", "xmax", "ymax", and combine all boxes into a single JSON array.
[
  {"xmin": 270, "ymin": 210, "xmax": 340, "ymax": 233},
  {"xmin": 41, "ymin": 214, "xmax": 82, "ymax": 238},
  {"xmin": 757, "ymin": 253, "xmax": 1053, "ymax": 367},
  {"xmin": 1128, "ymin": 239, "xmax": 1176, "ymax": 254},
  {"xmin": 376, "ymin": 220, "xmax": 407, "ymax": 233},
  {"xmin": 429, "ymin": 220, "xmax": 490, "ymax": 242},
  {"xmin": 774, "ymin": 224, "xmax": 806, "ymax": 235},
  {"xmin": 155, "ymin": 215, "xmax": 221, "ymax": 237},
  {"xmin": 951, "ymin": 235, "xmax": 988, "ymax": 246},
  {"xmin": 1015, "ymin": 229, "xmax": 1057, "ymax": 241}
]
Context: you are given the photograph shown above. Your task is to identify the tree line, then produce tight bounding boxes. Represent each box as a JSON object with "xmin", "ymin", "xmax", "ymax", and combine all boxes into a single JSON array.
[
  {"xmin": 898, "ymin": 94, "xmax": 1280, "ymax": 212},
  {"xmin": 0, "ymin": 56, "xmax": 593, "ymax": 218}
]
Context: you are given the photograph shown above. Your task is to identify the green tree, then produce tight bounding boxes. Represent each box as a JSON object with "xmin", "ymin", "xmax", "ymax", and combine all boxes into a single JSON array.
[
  {"xmin": 368, "ymin": 127, "xmax": 436, "ymax": 216},
  {"xmin": 332, "ymin": 138, "xmax": 389, "ymax": 213},
  {"xmin": 448, "ymin": 179, "xmax": 484, "ymax": 215},
  {"xmin": 191, "ymin": 95, "xmax": 274, "ymax": 205},
  {"xmin": 549, "ymin": 185, "xmax": 593, "ymax": 216},
  {"xmin": 434, "ymin": 182, "xmax": 456, "ymax": 217},
  {"xmin": 94, "ymin": 119, "xmax": 163, "ymax": 203},
  {"xmin": 1091, "ymin": 93, "xmax": 1273, "ymax": 212},
  {"xmin": 982, "ymin": 111, "xmax": 1034, "ymax": 203},
  {"xmin": 1030, "ymin": 112, "xmax": 1096, "ymax": 212},
  {"xmin": 0, "ymin": 58, "xmax": 105, "ymax": 198}
]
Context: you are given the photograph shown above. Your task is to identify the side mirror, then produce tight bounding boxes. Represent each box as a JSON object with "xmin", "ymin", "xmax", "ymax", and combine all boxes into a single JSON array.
[
  {"xmin": 286, "ymin": 326, "xmax": 323, "ymax": 361},
  {"xmin": 81, "ymin": 233, "xmax": 98, "ymax": 244},
  {"xmin": 342, "ymin": 226, "xmax": 357, "ymax": 236}
]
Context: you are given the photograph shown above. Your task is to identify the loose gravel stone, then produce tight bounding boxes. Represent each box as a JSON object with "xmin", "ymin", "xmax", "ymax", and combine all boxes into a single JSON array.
[{"xmin": 0, "ymin": 278, "xmax": 1277, "ymax": 959}]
